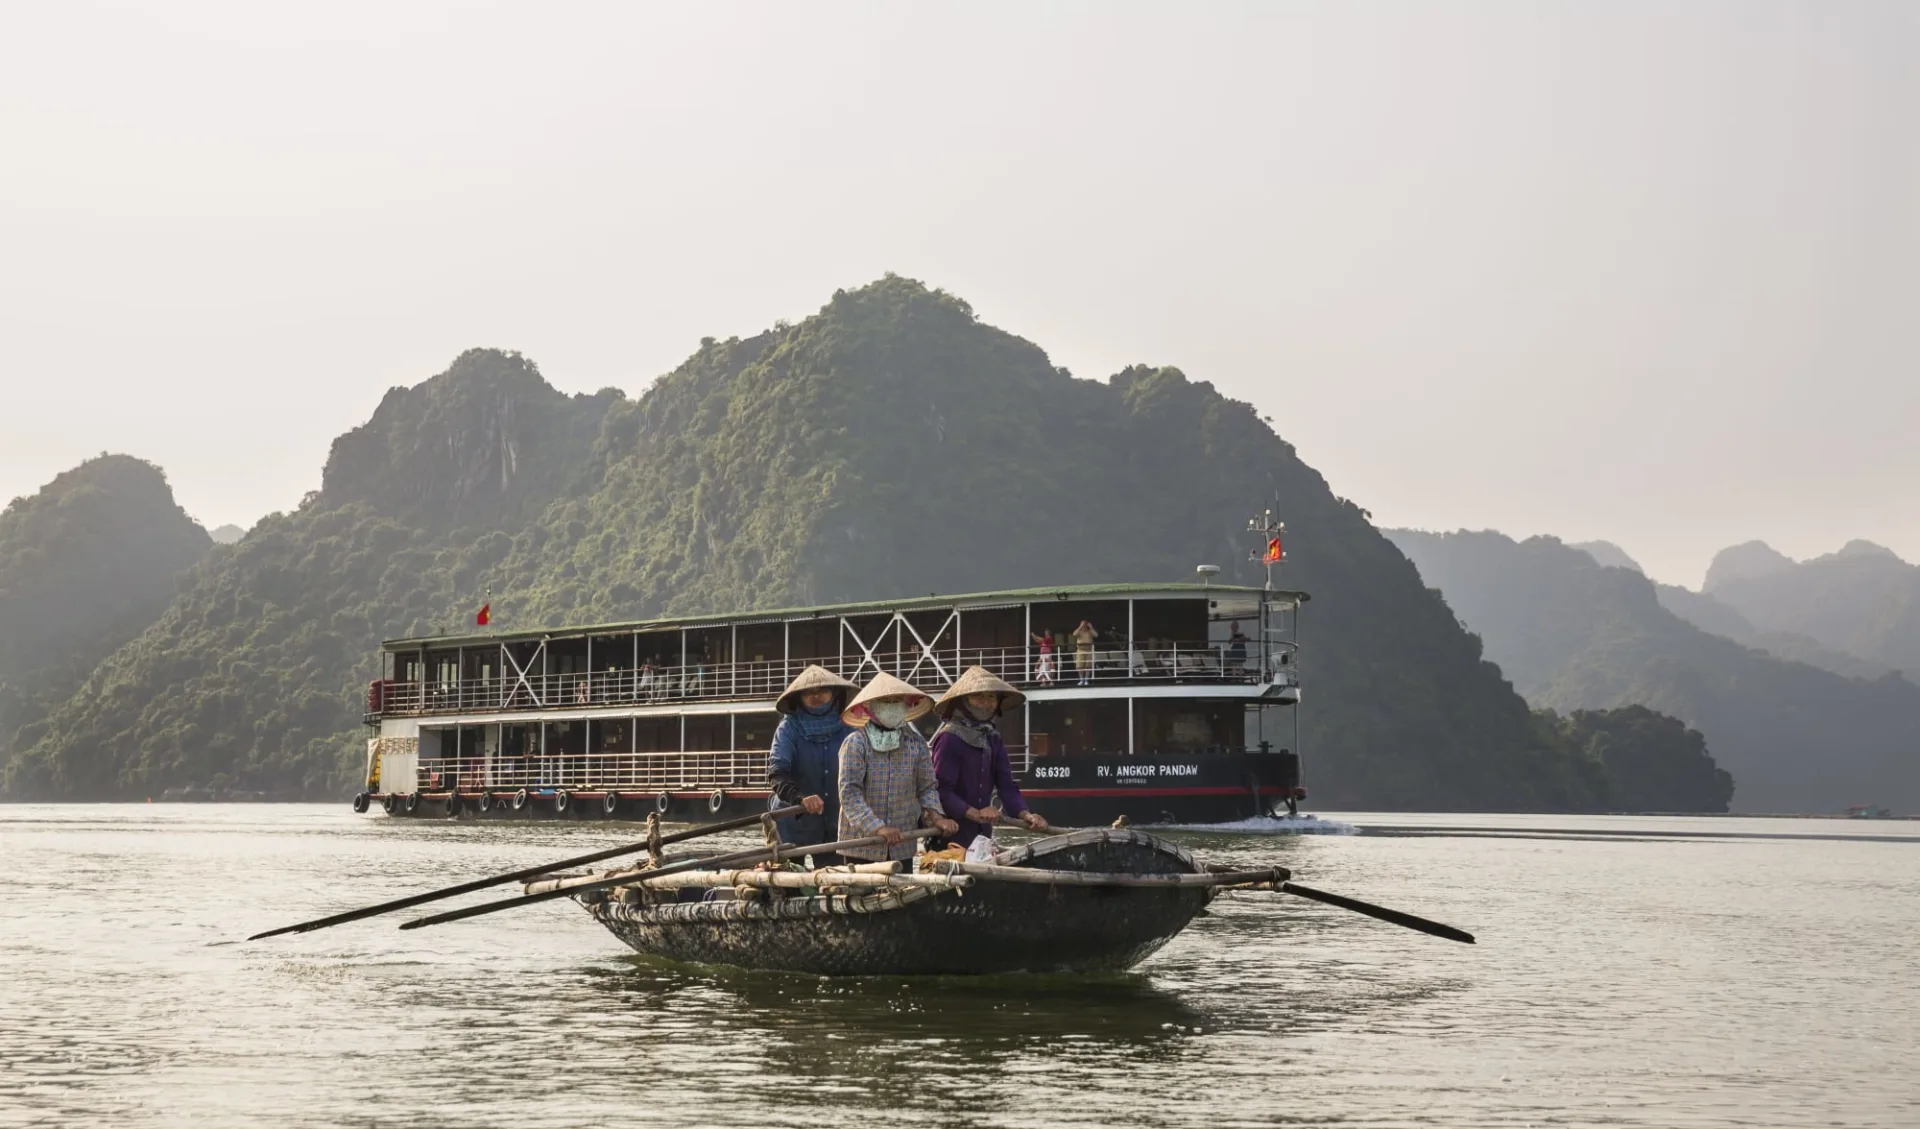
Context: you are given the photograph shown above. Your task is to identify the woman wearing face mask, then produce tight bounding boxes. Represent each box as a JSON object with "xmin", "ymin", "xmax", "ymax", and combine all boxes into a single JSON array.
[
  {"xmin": 837, "ymin": 672, "xmax": 958, "ymax": 862},
  {"xmin": 766, "ymin": 665, "xmax": 858, "ymax": 864},
  {"xmin": 930, "ymin": 666, "xmax": 1049, "ymax": 855}
]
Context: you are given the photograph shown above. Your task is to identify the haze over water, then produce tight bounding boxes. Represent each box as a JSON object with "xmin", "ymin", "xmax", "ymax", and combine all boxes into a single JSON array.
[{"xmin": 3, "ymin": 806, "xmax": 1915, "ymax": 1128}]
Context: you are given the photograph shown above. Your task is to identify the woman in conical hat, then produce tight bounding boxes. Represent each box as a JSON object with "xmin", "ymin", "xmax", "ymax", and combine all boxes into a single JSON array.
[
  {"xmin": 765, "ymin": 665, "xmax": 858, "ymax": 860},
  {"xmin": 930, "ymin": 666, "xmax": 1049, "ymax": 853},
  {"xmin": 836, "ymin": 672, "xmax": 957, "ymax": 862}
]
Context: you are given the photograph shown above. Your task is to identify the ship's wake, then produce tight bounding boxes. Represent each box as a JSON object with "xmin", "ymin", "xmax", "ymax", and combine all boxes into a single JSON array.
[{"xmin": 1158, "ymin": 814, "xmax": 1359, "ymax": 835}]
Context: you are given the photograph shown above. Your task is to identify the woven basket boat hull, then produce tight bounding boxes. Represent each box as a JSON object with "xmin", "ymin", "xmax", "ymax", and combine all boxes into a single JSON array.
[{"xmin": 584, "ymin": 828, "xmax": 1210, "ymax": 976}]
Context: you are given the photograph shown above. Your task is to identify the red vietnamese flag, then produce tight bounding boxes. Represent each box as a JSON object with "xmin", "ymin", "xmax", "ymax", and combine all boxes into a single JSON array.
[
  {"xmin": 1263, "ymin": 536, "xmax": 1283, "ymax": 564},
  {"xmin": 476, "ymin": 603, "xmax": 491, "ymax": 627}
]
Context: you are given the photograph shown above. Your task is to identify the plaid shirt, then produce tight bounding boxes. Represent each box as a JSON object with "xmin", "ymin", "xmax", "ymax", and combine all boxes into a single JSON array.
[{"xmin": 837, "ymin": 726, "xmax": 941, "ymax": 861}]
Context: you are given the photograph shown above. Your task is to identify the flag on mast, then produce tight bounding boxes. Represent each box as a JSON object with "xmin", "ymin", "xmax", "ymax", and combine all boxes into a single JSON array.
[
  {"xmin": 1263, "ymin": 536, "xmax": 1283, "ymax": 564},
  {"xmin": 476, "ymin": 586, "xmax": 492, "ymax": 627}
]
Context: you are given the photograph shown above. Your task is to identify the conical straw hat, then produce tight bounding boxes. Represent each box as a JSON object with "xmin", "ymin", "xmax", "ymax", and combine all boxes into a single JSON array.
[
  {"xmin": 774, "ymin": 664, "xmax": 857, "ymax": 714},
  {"xmin": 842, "ymin": 671, "xmax": 934, "ymax": 727},
  {"xmin": 934, "ymin": 665, "xmax": 1025, "ymax": 716}
]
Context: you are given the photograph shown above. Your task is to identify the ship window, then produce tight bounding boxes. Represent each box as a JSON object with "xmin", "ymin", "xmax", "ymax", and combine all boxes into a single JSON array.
[
  {"xmin": 733, "ymin": 711, "xmax": 780, "ymax": 752},
  {"xmin": 634, "ymin": 717, "xmax": 678, "ymax": 754},
  {"xmin": 594, "ymin": 718, "xmax": 632, "ymax": 753},
  {"xmin": 684, "ymin": 714, "xmax": 729, "ymax": 754},
  {"xmin": 787, "ymin": 618, "xmax": 837, "ymax": 666},
  {"xmin": 1133, "ymin": 699, "xmax": 1244, "ymax": 755},
  {"xmin": 1028, "ymin": 699, "xmax": 1127, "ymax": 758},
  {"xmin": 547, "ymin": 720, "xmax": 586, "ymax": 757},
  {"xmin": 500, "ymin": 723, "xmax": 538, "ymax": 759},
  {"xmin": 738, "ymin": 623, "xmax": 783, "ymax": 665}
]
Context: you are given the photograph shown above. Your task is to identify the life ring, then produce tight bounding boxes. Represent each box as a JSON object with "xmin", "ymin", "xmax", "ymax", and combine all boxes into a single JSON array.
[
  {"xmin": 602, "ymin": 791, "xmax": 621, "ymax": 816},
  {"xmin": 512, "ymin": 787, "xmax": 530, "ymax": 812},
  {"xmin": 476, "ymin": 791, "xmax": 495, "ymax": 814},
  {"xmin": 707, "ymin": 788, "xmax": 727, "ymax": 815},
  {"xmin": 352, "ymin": 791, "xmax": 370, "ymax": 814},
  {"xmin": 444, "ymin": 792, "xmax": 462, "ymax": 818},
  {"xmin": 405, "ymin": 790, "xmax": 422, "ymax": 814},
  {"xmin": 382, "ymin": 793, "xmax": 398, "ymax": 815},
  {"xmin": 654, "ymin": 790, "xmax": 672, "ymax": 815}
]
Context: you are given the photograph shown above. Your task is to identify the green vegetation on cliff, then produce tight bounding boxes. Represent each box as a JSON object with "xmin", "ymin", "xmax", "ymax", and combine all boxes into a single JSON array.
[
  {"xmin": 3, "ymin": 353, "xmax": 618, "ymax": 799},
  {"xmin": 0, "ymin": 456, "xmax": 211, "ymax": 764},
  {"xmin": 8, "ymin": 280, "xmax": 1729, "ymax": 811},
  {"xmin": 1387, "ymin": 529, "xmax": 1920, "ymax": 813}
]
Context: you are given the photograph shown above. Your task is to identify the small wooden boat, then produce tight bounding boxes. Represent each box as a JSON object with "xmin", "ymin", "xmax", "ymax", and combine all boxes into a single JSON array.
[
  {"xmin": 250, "ymin": 804, "xmax": 1471, "ymax": 964},
  {"xmin": 546, "ymin": 828, "xmax": 1274, "ymax": 976}
]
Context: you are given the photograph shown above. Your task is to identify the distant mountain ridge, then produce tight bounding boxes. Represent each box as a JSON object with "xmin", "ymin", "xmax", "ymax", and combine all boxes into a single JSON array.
[
  {"xmin": 1565, "ymin": 540, "xmax": 1899, "ymax": 681},
  {"xmin": 1703, "ymin": 540, "xmax": 1920, "ymax": 676},
  {"xmin": 1389, "ymin": 528, "xmax": 1920, "ymax": 813},
  {"xmin": 2, "ymin": 277, "xmax": 1715, "ymax": 811}
]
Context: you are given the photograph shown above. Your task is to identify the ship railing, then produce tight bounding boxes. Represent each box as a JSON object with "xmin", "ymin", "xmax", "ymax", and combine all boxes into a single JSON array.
[
  {"xmin": 409, "ymin": 752, "xmax": 769, "ymax": 793},
  {"xmin": 382, "ymin": 641, "xmax": 1295, "ymax": 717}
]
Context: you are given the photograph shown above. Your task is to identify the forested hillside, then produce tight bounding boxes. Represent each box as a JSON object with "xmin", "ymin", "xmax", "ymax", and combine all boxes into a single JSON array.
[
  {"xmin": 1388, "ymin": 529, "xmax": 1920, "ymax": 813},
  {"xmin": 2, "ymin": 353, "xmax": 619, "ymax": 799},
  {"xmin": 8, "ymin": 279, "xmax": 1731, "ymax": 810},
  {"xmin": 0, "ymin": 456, "xmax": 211, "ymax": 765}
]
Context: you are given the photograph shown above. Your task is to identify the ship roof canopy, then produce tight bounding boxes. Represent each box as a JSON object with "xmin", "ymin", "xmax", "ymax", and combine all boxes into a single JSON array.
[{"xmin": 383, "ymin": 582, "xmax": 1306, "ymax": 651}]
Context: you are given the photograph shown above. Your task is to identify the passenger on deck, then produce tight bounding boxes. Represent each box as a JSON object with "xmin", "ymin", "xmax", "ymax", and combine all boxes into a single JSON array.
[
  {"xmin": 1031, "ymin": 629, "xmax": 1056, "ymax": 685},
  {"xmin": 837, "ymin": 672, "xmax": 957, "ymax": 862},
  {"xmin": 930, "ymin": 666, "xmax": 1048, "ymax": 856},
  {"xmin": 1227, "ymin": 622, "xmax": 1250, "ymax": 673},
  {"xmin": 766, "ymin": 665, "xmax": 857, "ymax": 866},
  {"xmin": 1071, "ymin": 620, "xmax": 1097, "ymax": 686}
]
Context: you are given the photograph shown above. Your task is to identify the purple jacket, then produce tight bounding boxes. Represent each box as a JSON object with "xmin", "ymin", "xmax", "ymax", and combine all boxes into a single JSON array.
[{"xmin": 930, "ymin": 724, "xmax": 1029, "ymax": 847}]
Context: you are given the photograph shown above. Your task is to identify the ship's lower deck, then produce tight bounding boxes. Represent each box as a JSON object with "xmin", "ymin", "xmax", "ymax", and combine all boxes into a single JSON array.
[{"xmin": 360, "ymin": 750, "xmax": 1305, "ymax": 826}]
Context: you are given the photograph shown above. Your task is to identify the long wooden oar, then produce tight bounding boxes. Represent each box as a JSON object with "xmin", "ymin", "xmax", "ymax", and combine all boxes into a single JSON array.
[
  {"xmin": 398, "ymin": 828, "xmax": 941, "ymax": 931},
  {"xmin": 248, "ymin": 804, "xmax": 805, "ymax": 940},
  {"xmin": 1280, "ymin": 882, "xmax": 1475, "ymax": 944}
]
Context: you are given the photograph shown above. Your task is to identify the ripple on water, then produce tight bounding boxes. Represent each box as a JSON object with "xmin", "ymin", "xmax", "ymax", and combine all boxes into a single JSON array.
[{"xmin": 1, "ymin": 804, "xmax": 1916, "ymax": 1129}]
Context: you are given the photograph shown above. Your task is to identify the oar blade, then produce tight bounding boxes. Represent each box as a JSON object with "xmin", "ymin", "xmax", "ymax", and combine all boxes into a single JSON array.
[{"xmin": 1282, "ymin": 882, "xmax": 1476, "ymax": 945}]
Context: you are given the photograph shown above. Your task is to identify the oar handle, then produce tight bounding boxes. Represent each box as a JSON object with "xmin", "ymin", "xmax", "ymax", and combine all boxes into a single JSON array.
[{"xmin": 249, "ymin": 803, "xmax": 805, "ymax": 940}]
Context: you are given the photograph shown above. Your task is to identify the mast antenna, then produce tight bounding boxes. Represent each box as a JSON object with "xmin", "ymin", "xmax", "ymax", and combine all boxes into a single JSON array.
[{"xmin": 1247, "ymin": 508, "xmax": 1286, "ymax": 591}]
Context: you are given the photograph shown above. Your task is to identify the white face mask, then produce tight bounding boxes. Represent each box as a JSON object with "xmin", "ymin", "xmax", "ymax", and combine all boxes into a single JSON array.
[{"xmin": 868, "ymin": 701, "xmax": 909, "ymax": 730}]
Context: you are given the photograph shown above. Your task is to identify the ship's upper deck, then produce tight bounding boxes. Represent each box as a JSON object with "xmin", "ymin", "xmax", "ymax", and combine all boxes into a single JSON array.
[{"xmin": 371, "ymin": 582, "xmax": 1306, "ymax": 721}]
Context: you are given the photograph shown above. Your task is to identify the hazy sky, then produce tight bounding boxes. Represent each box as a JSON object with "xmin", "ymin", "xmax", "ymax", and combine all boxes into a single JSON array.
[{"xmin": 2, "ymin": 2, "xmax": 1913, "ymax": 586}]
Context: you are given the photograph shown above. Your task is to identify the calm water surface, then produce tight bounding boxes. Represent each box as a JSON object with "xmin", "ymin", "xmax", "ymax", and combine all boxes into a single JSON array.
[{"xmin": 3, "ymin": 806, "xmax": 1917, "ymax": 1128}]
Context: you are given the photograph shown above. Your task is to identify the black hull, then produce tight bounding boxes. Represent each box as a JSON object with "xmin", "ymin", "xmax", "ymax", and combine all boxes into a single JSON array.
[{"xmin": 587, "ymin": 830, "xmax": 1211, "ymax": 976}]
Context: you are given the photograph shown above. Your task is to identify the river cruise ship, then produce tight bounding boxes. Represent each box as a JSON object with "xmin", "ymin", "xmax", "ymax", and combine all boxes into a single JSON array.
[{"xmin": 358, "ymin": 581, "xmax": 1306, "ymax": 827}]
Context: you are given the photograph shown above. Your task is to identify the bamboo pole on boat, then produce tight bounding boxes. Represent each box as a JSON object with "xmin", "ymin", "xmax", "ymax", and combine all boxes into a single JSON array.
[
  {"xmin": 523, "ymin": 869, "xmax": 972, "ymax": 895},
  {"xmin": 397, "ymin": 828, "xmax": 943, "ymax": 930},
  {"xmin": 248, "ymin": 804, "xmax": 806, "ymax": 940},
  {"xmin": 933, "ymin": 862, "xmax": 1291, "ymax": 888}
]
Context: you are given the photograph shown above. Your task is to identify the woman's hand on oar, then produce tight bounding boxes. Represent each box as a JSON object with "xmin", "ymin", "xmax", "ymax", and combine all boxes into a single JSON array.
[
  {"xmin": 248, "ymin": 804, "xmax": 804, "ymax": 941},
  {"xmin": 397, "ymin": 828, "xmax": 942, "ymax": 931},
  {"xmin": 1280, "ymin": 882, "xmax": 1475, "ymax": 945}
]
